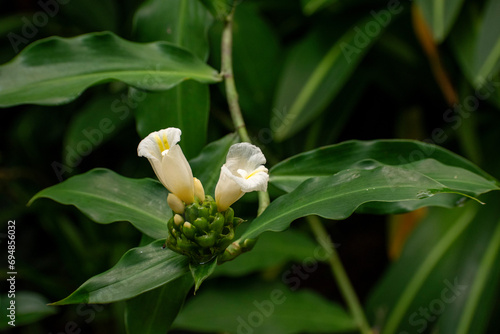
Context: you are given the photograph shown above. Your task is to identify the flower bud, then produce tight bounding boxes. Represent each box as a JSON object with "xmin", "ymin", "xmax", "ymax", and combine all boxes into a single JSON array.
[
  {"xmin": 165, "ymin": 196, "xmax": 245, "ymax": 264},
  {"xmin": 174, "ymin": 214, "xmax": 184, "ymax": 226},
  {"xmin": 182, "ymin": 222, "xmax": 196, "ymax": 240},
  {"xmin": 193, "ymin": 217, "xmax": 209, "ymax": 232},
  {"xmin": 193, "ymin": 177, "xmax": 205, "ymax": 203},
  {"xmin": 167, "ymin": 193, "xmax": 185, "ymax": 214}
]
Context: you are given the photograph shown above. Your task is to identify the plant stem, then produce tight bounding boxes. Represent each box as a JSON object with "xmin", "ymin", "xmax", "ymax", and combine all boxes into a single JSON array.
[
  {"xmin": 307, "ymin": 216, "xmax": 372, "ymax": 334},
  {"xmin": 220, "ymin": 9, "xmax": 270, "ymax": 216},
  {"xmin": 221, "ymin": 10, "xmax": 251, "ymax": 143}
]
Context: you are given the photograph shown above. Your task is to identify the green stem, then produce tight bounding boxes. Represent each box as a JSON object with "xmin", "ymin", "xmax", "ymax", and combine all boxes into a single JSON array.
[
  {"xmin": 307, "ymin": 216, "xmax": 372, "ymax": 334},
  {"xmin": 221, "ymin": 9, "xmax": 270, "ymax": 216},
  {"xmin": 221, "ymin": 10, "xmax": 251, "ymax": 143}
]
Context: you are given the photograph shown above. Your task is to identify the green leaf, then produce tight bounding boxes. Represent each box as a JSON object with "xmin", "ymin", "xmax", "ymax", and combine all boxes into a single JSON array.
[
  {"xmin": 473, "ymin": 0, "xmax": 500, "ymax": 87},
  {"xmin": 240, "ymin": 164, "xmax": 497, "ymax": 242},
  {"xmin": 173, "ymin": 280, "xmax": 356, "ymax": 334},
  {"xmin": 215, "ymin": 228, "xmax": 319, "ymax": 277},
  {"xmin": 132, "ymin": 0, "xmax": 213, "ymax": 159},
  {"xmin": 53, "ymin": 240, "xmax": 189, "ymax": 305},
  {"xmin": 29, "ymin": 168, "xmax": 171, "ymax": 240},
  {"xmin": 417, "ymin": 0, "xmax": 465, "ymax": 43},
  {"xmin": 366, "ymin": 192, "xmax": 500, "ymax": 334},
  {"xmin": 190, "ymin": 133, "xmax": 239, "ymax": 196},
  {"xmin": 0, "ymin": 291, "xmax": 57, "ymax": 329},
  {"xmin": 301, "ymin": 0, "xmax": 339, "ymax": 15},
  {"xmin": 190, "ymin": 260, "xmax": 218, "ymax": 293},
  {"xmin": 125, "ymin": 274, "xmax": 193, "ymax": 334},
  {"xmin": 270, "ymin": 139, "xmax": 498, "ymax": 193},
  {"xmin": 173, "ymin": 281, "xmax": 355, "ymax": 334},
  {"xmin": 198, "ymin": 0, "xmax": 234, "ymax": 20},
  {"xmin": 271, "ymin": 19, "xmax": 380, "ymax": 141},
  {"xmin": 133, "ymin": 0, "xmax": 212, "ymax": 58},
  {"xmin": 0, "ymin": 31, "xmax": 221, "ymax": 107},
  {"xmin": 63, "ymin": 93, "xmax": 133, "ymax": 166}
]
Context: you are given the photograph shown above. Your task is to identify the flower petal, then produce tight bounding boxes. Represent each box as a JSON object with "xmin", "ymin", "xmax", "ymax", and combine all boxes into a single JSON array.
[
  {"xmin": 215, "ymin": 143, "xmax": 269, "ymax": 211},
  {"xmin": 137, "ymin": 127, "xmax": 182, "ymax": 161},
  {"xmin": 224, "ymin": 143, "xmax": 266, "ymax": 174},
  {"xmin": 215, "ymin": 166, "xmax": 244, "ymax": 212},
  {"xmin": 161, "ymin": 144, "xmax": 194, "ymax": 203},
  {"xmin": 229, "ymin": 166, "xmax": 269, "ymax": 192}
]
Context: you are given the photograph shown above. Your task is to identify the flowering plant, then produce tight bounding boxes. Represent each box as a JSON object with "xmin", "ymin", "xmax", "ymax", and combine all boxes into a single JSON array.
[{"xmin": 4, "ymin": 0, "xmax": 500, "ymax": 333}]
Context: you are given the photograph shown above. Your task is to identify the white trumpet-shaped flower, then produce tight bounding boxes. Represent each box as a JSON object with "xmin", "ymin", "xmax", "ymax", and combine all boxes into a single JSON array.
[
  {"xmin": 137, "ymin": 128, "xmax": 195, "ymax": 204},
  {"xmin": 215, "ymin": 143, "xmax": 269, "ymax": 211}
]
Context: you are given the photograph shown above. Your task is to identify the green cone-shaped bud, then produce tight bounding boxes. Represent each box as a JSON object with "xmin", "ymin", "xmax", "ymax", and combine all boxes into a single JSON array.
[
  {"xmin": 210, "ymin": 212, "xmax": 224, "ymax": 233},
  {"xmin": 182, "ymin": 222, "xmax": 196, "ymax": 240},
  {"xmin": 165, "ymin": 195, "xmax": 245, "ymax": 264},
  {"xmin": 195, "ymin": 233, "xmax": 216, "ymax": 247},
  {"xmin": 193, "ymin": 217, "xmax": 209, "ymax": 232}
]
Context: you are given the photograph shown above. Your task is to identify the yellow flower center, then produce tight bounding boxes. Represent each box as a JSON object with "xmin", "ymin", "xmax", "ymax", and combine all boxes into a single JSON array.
[{"xmin": 155, "ymin": 133, "xmax": 170, "ymax": 154}]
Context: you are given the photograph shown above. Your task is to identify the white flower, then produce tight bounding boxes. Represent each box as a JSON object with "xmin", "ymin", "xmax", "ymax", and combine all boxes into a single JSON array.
[
  {"xmin": 137, "ymin": 128, "xmax": 195, "ymax": 204},
  {"xmin": 215, "ymin": 143, "xmax": 269, "ymax": 211}
]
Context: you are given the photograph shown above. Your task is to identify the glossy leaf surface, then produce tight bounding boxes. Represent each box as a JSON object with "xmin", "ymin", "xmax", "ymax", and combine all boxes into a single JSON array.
[
  {"xmin": 29, "ymin": 168, "xmax": 170, "ymax": 240},
  {"xmin": 0, "ymin": 32, "xmax": 220, "ymax": 107},
  {"xmin": 53, "ymin": 240, "xmax": 189, "ymax": 305}
]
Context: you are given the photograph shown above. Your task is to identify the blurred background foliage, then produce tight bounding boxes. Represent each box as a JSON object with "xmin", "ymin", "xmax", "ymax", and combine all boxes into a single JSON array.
[{"xmin": 1, "ymin": 0, "xmax": 500, "ymax": 333}]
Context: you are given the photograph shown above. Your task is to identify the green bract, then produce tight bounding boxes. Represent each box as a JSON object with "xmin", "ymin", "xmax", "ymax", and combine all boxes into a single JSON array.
[{"xmin": 166, "ymin": 195, "xmax": 243, "ymax": 264}]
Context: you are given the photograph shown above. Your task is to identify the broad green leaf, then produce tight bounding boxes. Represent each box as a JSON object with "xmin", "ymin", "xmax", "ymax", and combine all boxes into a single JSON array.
[
  {"xmin": 215, "ymin": 228, "xmax": 319, "ymax": 277},
  {"xmin": 301, "ymin": 0, "xmax": 338, "ymax": 15},
  {"xmin": 0, "ymin": 31, "xmax": 221, "ymax": 107},
  {"xmin": 133, "ymin": 0, "xmax": 212, "ymax": 58},
  {"xmin": 125, "ymin": 274, "xmax": 193, "ymax": 334},
  {"xmin": 271, "ymin": 19, "xmax": 381, "ymax": 141},
  {"xmin": 131, "ymin": 80, "xmax": 210, "ymax": 160},
  {"xmin": 0, "ymin": 291, "xmax": 56, "ymax": 329},
  {"xmin": 29, "ymin": 168, "xmax": 170, "ymax": 240},
  {"xmin": 63, "ymin": 93, "xmax": 133, "ymax": 167},
  {"xmin": 132, "ymin": 0, "xmax": 213, "ymax": 158},
  {"xmin": 417, "ymin": 0, "xmax": 465, "ymax": 43},
  {"xmin": 190, "ymin": 260, "xmax": 218, "ymax": 292},
  {"xmin": 173, "ymin": 280, "xmax": 356, "ymax": 333},
  {"xmin": 53, "ymin": 240, "xmax": 189, "ymax": 305},
  {"xmin": 366, "ymin": 192, "xmax": 500, "ymax": 334},
  {"xmin": 240, "ymin": 164, "xmax": 496, "ymax": 242},
  {"xmin": 270, "ymin": 139, "xmax": 498, "ymax": 193},
  {"xmin": 190, "ymin": 133, "xmax": 239, "ymax": 196},
  {"xmin": 473, "ymin": 0, "xmax": 500, "ymax": 87},
  {"xmin": 198, "ymin": 0, "xmax": 234, "ymax": 20}
]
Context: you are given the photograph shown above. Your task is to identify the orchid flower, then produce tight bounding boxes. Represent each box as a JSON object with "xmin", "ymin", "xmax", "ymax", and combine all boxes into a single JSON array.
[
  {"xmin": 137, "ymin": 128, "xmax": 195, "ymax": 204},
  {"xmin": 215, "ymin": 143, "xmax": 269, "ymax": 211}
]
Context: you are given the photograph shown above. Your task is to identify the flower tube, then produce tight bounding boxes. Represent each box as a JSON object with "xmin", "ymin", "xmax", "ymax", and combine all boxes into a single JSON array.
[
  {"xmin": 215, "ymin": 143, "xmax": 269, "ymax": 211},
  {"xmin": 137, "ymin": 128, "xmax": 195, "ymax": 204}
]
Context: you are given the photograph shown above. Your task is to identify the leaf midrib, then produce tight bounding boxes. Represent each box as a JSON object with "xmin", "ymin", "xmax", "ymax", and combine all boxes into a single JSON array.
[
  {"xmin": 241, "ymin": 180, "xmax": 449, "ymax": 240},
  {"xmin": 35, "ymin": 187, "xmax": 167, "ymax": 227}
]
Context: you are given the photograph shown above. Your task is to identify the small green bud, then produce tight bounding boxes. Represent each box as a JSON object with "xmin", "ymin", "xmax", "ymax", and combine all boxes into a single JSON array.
[
  {"xmin": 198, "ymin": 206, "xmax": 209, "ymax": 219},
  {"xmin": 185, "ymin": 205, "xmax": 198, "ymax": 223},
  {"xmin": 165, "ymin": 197, "xmax": 245, "ymax": 264},
  {"xmin": 242, "ymin": 238, "xmax": 257, "ymax": 251},
  {"xmin": 195, "ymin": 233, "xmax": 216, "ymax": 247},
  {"xmin": 193, "ymin": 217, "xmax": 209, "ymax": 231},
  {"xmin": 224, "ymin": 207, "xmax": 234, "ymax": 223},
  {"xmin": 167, "ymin": 216, "xmax": 175, "ymax": 232},
  {"xmin": 183, "ymin": 222, "xmax": 196, "ymax": 240},
  {"xmin": 210, "ymin": 213, "xmax": 225, "ymax": 234}
]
